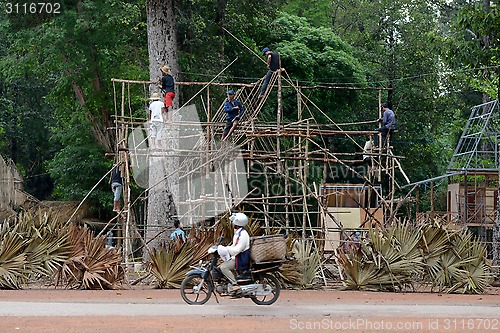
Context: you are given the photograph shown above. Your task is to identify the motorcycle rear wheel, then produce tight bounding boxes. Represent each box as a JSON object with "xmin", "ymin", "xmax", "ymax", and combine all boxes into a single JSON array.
[
  {"xmin": 180, "ymin": 274, "xmax": 213, "ymax": 305},
  {"xmin": 251, "ymin": 273, "xmax": 281, "ymax": 305}
]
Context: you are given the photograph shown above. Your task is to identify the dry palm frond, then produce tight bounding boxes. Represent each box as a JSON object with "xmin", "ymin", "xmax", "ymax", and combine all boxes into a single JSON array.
[
  {"xmin": 54, "ymin": 224, "xmax": 124, "ymax": 290},
  {"xmin": 337, "ymin": 221, "xmax": 491, "ymax": 294},
  {"xmin": 22, "ymin": 212, "xmax": 70, "ymax": 277},
  {"xmin": 0, "ymin": 224, "xmax": 28, "ymax": 289},
  {"xmin": 0, "ymin": 212, "xmax": 71, "ymax": 289},
  {"xmin": 245, "ymin": 215, "xmax": 261, "ymax": 237},
  {"xmin": 420, "ymin": 224, "xmax": 491, "ymax": 294},
  {"xmin": 420, "ymin": 223, "xmax": 454, "ymax": 259},
  {"xmin": 364, "ymin": 226, "xmax": 423, "ymax": 289},
  {"xmin": 445, "ymin": 230, "xmax": 491, "ymax": 294},
  {"xmin": 148, "ymin": 228, "xmax": 213, "ymax": 288},
  {"xmin": 339, "ymin": 223, "xmax": 436, "ymax": 292},
  {"xmin": 337, "ymin": 250, "xmax": 399, "ymax": 291},
  {"xmin": 277, "ymin": 258, "xmax": 302, "ymax": 287},
  {"xmin": 275, "ymin": 234, "xmax": 301, "ymax": 287}
]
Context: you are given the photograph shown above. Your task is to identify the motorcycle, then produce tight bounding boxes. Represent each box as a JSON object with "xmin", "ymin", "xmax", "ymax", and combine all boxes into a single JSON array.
[{"xmin": 180, "ymin": 247, "xmax": 282, "ymax": 305}]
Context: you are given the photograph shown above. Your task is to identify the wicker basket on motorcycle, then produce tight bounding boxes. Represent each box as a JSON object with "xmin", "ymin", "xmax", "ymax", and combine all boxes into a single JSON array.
[{"xmin": 250, "ymin": 234, "xmax": 287, "ymax": 263}]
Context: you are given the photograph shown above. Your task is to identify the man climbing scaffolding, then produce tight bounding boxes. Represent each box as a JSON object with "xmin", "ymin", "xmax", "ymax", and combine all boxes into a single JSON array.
[
  {"xmin": 158, "ymin": 65, "xmax": 175, "ymax": 122},
  {"xmin": 222, "ymin": 90, "xmax": 244, "ymax": 141},
  {"xmin": 259, "ymin": 47, "xmax": 280, "ymax": 98},
  {"xmin": 110, "ymin": 164, "xmax": 122, "ymax": 213},
  {"xmin": 375, "ymin": 102, "xmax": 396, "ymax": 147}
]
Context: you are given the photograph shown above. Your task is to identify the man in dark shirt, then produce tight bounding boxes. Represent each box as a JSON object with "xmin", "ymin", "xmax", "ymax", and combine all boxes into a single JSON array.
[
  {"xmin": 375, "ymin": 103, "xmax": 396, "ymax": 147},
  {"xmin": 259, "ymin": 47, "xmax": 280, "ymax": 97},
  {"xmin": 222, "ymin": 90, "xmax": 244, "ymax": 141},
  {"xmin": 158, "ymin": 65, "xmax": 175, "ymax": 122},
  {"xmin": 109, "ymin": 165, "xmax": 122, "ymax": 213}
]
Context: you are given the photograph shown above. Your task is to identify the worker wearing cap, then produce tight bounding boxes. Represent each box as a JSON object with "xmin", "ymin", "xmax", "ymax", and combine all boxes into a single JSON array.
[
  {"xmin": 375, "ymin": 102, "xmax": 396, "ymax": 147},
  {"xmin": 222, "ymin": 90, "xmax": 244, "ymax": 141},
  {"xmin": 158, "ymin": 65, "xmax": 175, "ymax": 122},
  {"xmin": 259, "ymin": 47, "xmax": 280, "ymax": 97},
  {"xmin": 148, "ymin": 92, "xmax": 166, "ymax": 149}
]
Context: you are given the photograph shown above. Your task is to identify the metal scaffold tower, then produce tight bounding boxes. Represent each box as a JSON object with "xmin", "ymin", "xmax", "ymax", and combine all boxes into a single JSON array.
[
  {"xmin": 449, "ymin": 100, "xmax": 500, "ymax": 172},
  {"xmin": 445, "ymin": 100, "xmax": 500, "ymax": 246}
]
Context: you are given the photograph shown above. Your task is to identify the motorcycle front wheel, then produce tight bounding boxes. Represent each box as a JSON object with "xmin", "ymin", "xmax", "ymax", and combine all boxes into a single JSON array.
[
  {"xmin": 251, "ymin": 273, "xmax": 281, "ymax": 305},
  {"xmin": 180, "ymin": 274, "xmax": 213, "ymax": 305}
]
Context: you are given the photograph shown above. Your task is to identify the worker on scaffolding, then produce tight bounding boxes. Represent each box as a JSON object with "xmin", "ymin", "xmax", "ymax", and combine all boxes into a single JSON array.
[
  {"xmin": 222, "ymin": 90, "xmax": 244, "ymax": 141},
  {"xmin": 148, "ymin": 92, "xmax": 165, "ymax": 149},
  {"xmin": 259, "ymin": 47, "xmax": 280, "ymax": 98},
  {"xmin": 109, "ymin": 164, "xmax": 122, "ymax": 213},
  {"xmin": 374, "ymin": 102, "xmax": 396, "ymax": 147},
  {"xmin": 158, "ymin": 65, "xmax": 175, "ymax": 122},
  {"xmin": 363, "ymin": 103, "xmax": 396, "ymax": 162}
]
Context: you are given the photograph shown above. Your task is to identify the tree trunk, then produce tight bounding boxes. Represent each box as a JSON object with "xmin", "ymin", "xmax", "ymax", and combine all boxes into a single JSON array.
[
  {"xmin": 145, "ymin": 0, "xmax": 179, "ymax": 257},
  {"xmin": 146, "ymin": 0, "xmax": 179, "ymax": 97}
]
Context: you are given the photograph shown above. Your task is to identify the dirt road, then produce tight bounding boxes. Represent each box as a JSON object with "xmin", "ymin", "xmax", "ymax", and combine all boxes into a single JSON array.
[{"xmin": 0, "ymin": 287, "xmax": 499, "ymax": 333}]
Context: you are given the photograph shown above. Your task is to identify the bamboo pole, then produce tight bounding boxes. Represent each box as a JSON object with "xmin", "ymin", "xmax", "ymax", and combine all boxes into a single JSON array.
[
  {"xmin": 107, "ymin": 75, "xmax": 408, "ymax": 269},
  {"xmin": 277, "ymin": 68, "xmax": 283, "ymax": 174},
  {"xmin": 264, "ymin": 168, "xmax": 270, "ymax": 232}
]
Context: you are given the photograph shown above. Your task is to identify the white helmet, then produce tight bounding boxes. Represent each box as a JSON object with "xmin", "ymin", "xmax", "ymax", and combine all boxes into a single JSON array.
[{"xmin": 230, "ymin": 212, "xmax": 248, "ymax": 227}]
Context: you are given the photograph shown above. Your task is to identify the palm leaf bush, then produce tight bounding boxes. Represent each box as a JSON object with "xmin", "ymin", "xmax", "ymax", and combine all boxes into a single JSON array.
[
  {"xmin": 148, "ymin": 227, "xmax": 214, "ymax": 288},
  {"xmin": 424, "ymin": 226, "xmax": 491, "ymax": 294},
  {"xmin": 337, "ymin": 221, "xmax": 491, "ymax": 294},
  {"xmin": 54, "ymin": 224, "xmax": 124, "ymax": 289},
  {"xmin": 338, "ymin": 224, "xmax": 424, "ymax": 291},
  {"xmin": 0, "ymin": 212, "xmax": 70, "ymax": 289},
  {"xmin": 290, "ymin": 240, "xmax": 320, "ymax": 289}
]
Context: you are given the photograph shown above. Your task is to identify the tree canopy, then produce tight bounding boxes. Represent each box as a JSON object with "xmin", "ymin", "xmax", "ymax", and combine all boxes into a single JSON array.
[{"xmin": 0, "ymin": 0, "xmax": 497, "ymax": 214}]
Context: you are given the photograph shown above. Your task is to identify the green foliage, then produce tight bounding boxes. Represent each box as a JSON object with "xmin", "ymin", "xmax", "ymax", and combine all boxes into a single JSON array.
[
  {"xmin": 283, "ymin": 0, "xmax": 333, "ymax": 27},
  {"xmin": 46, "ymin": 112, "xmax": 111, "ymax": 208},
  {"xmin": 0, "ymin": 0, "xmax": 147, "ymax": 204},
  {"xmin": 447, "ymin": 2, "xmax": 500, "ymax": 99},
  {"xmin": 269, "ymin": 12, "xmax": 365, "ymax": 86},
  {"xmin": 0, "ymin": 0, "xmax": 498, "ymax": 219}
]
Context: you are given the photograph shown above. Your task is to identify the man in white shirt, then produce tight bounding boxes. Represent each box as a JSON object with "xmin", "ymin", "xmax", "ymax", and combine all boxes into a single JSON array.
[
  {"xmin": 148, "ymin": 92, "xmax": 165, "ymax": 149},
  {"xmin": 217, "ymin": 213, "xmax": 250, "ymax": 293}
]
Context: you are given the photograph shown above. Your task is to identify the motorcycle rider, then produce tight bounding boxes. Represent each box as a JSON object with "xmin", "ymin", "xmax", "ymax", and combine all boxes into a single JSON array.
[{"xmin": 217, "ymin": 212, "xmax": 251, "ymax": 293}]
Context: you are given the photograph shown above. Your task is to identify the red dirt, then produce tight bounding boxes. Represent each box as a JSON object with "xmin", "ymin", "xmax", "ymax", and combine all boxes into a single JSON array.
[{"xmin": 0, "ymin": 286, "xmax": 498, "ymax": 333}]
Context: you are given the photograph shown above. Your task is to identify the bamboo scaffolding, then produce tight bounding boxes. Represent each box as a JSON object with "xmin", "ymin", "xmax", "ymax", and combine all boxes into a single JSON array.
[{"xmin": 109, "ymin": 70, "xmax": 407, "ymax": 274}]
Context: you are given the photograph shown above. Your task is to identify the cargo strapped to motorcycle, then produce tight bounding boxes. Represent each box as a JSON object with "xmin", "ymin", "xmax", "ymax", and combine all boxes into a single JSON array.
[{"xmin": 250, "ymin": 234, "xmax": 287, "ymax": 263}]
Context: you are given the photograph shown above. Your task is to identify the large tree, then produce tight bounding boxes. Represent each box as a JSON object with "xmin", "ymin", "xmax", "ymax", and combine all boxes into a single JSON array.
[
  {"xmin": 0, "ymin": 1, "xmax": 147, "ymax": 206},
  {"xmin": 145, "ymin": 0, "xmax": 180, "ymax": 253}
]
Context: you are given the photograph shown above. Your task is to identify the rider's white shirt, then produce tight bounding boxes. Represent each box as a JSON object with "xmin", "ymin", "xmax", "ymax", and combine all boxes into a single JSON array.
[{"xmin": 226, "ymin": 228, "xmax": 250, "ymax": 257}]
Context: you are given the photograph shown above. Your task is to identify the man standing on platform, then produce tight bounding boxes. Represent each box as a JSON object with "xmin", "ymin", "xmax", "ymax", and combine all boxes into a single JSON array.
[
  {"xmin": 259, "ymin": 47, "xmax": 280, "ymax": 98},
  {"xmin": 375, "ymin": 103, "xmax": 396, "ymax": 146}
]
